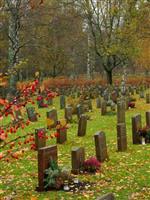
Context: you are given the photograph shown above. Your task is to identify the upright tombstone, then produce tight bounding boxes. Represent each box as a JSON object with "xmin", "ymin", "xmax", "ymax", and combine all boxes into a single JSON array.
[
  {"xmin": 26, "ymin": 107, "xmax": 37, "ymax": 122},
  {"xmin": 146, "ymin": 111, "xmax": 150, "ymax": 127},
  {"xmin": 117, "ymin": 101, "xmax": 125, "ymax": 123},
  {"xmin": 76, "ymin": 104, "xmax": 83, "ymax": 119},
  {"xmin": 14, "ymin": 109, "xmax": 23, "ymax": 122},
  {"xmin": 146, "ymin": 93, "xmax": 150, "ymax": 104},
  {"xmin": 96, "ymin": 97, "xmax": 101, "ymax": 108},
  {"xmin": 65, "ymin": 106, "xmax": 73, "ymax": 123},
  {"xmin": 136, "ymin": 88, "xmax": 139, "ymax": 94},
  {"xmin": 103, "ymin": 89, "xmax": 109, "ymax": 101},
  {"xmin": 60, "ymin": 95, "xmax": 66, "ymax": 109},
  {"xmin": 101, "ymin": 100, "xmax": 107, "ymax": 116},
  {"xmin": 77, "ymin": 114, "xmax": 87, "ymax": 137},
  {"xmin": 87, "ymin": 99, "xmax": 92, "ymax": 110},
  {"xmin": 47, "ymin": 109, "xmax": 58, "ymax": 129},
  {"xmin": 111, "ymin": 102, "xmax": 116, "ymax": 111},
  {"xmin": 37, "ymin": 145, "xmax": 57, "ymax": 191},
  {"xmin": 71, "ymin": 147, "xmax": 85, "ymax": 174},
  {"xmin": 96, "ymin": 193, "xmax": 115, "ymax": 200},
  {"xmin": 35, "ymin": 128, "xmax": 46, "ymax": 150},
  {"xmin": 94, "ymin": 132, "xmax": 108, "ymax": 162},
  {"xmin": 111, "ymin": 91, "xmax": 117, "ymax": 103},
  {"xmin": 56, "ymin": 128, "xmax": 67, "ymax": 144},
  {"xmin": 132, "ymin": 114, "xmax": 142, "ymax": 144},
  {"xmin": 47, "ymin": 98, "xmax": 53, "ymax": 106},
  {"xmin": 130, "ymin": 87, "xmax": 134, "ymax": 96},
  {"xmin": 117, "ymin": 123, "xmax": 127, "ymax": 151},
  {"xmin": 125, "ymin": 97, "xmax": 130, "ymax": 110},
  {"xmin": 139, "ymin": 90, "xmax": 145, "ymax": 98}
]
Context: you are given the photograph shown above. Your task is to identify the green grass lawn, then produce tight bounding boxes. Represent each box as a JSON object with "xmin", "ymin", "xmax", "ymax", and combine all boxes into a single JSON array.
[{"xmin": 0, "ymin": 94, "xmax": 150, "ymax": 200}]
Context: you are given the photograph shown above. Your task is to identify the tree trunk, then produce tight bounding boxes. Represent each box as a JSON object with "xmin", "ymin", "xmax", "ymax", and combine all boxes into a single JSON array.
[
  {"xmin": 7, "ymin": 1, "xmax": 21, "ymax": 97},
  {"xmin": 106, "ymin": 70, "xmax": 113, "ymax": 85}
]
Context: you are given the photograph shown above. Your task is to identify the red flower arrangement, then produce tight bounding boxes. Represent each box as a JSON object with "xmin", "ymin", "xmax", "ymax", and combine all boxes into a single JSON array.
[
  {"xmin": 83, "ymin": 157, "xmax": 101, "ymax": 173},
  {"xmin": 128, "ymin": 102, "xmax": 135, "ymax": 108},
  {"xmin": 138, "ymin": 126, "xmax": 150, "ymax": 138}
]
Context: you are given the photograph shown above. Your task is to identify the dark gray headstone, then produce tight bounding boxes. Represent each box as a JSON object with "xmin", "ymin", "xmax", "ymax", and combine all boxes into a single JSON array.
[
  {"xmin": 96, "ymin": 97, "xmax": 101, "ymax": 108},
  {"xmin": 56, "ymin": 128, "xmax": 67, "ymax": 144},
  {"xmin": 47, "ymin": 98, "xmax": 53, "ymax": 106},
  {"xmin": 96, "ymin": 193, "xmax": 115, "ymax": 200},
  {"xmin": 132, "ymin": 114, "xmax": 142, "ymax": 144},
  {"xmin": 139, "ymin": 90, "xmax": 145, "ymax": 98},
  {"xmin": 60, "ymin": 95, "xmax": 66, "ymax": 109},
  {"xmin": 77, "ymin": 104, "xmax": 83, "ymax": 119},
  {"xmin": 146, "ymin": 111, "xmax": 150, "ymax": 127},
  {"xmin": 101, "ymin": 100, "xmax": 107, "ymax": 116},
  {"xmin": 47, "ymin": 109, "xmax": 58, "ymax": 129},
  {"xmin": 26, "ymin": 107, "xmax": 37, "ymax": 122},
  {"xmin": 71, "ymin": 147, "xmax": 85, "ymax": 174},
  {"xmin": 77, "ymin": 114, "xmax": 87, "ymax": 137},
  {"xmin": 65, "ymin": 106, "xmax": 73, "ymax": 123},
  {"xmin": 117, "ymin": 123, "xmax": 127, "ymax": 151},
  {"xmin": 111, "ymin": 91, "xmax": 117, "ymax": 103},
  {"xmin": 117, "ymin": 101, "xmax": 125, "ymax": 123},
  {"xmin": 146, "ymin": 93, "xmax": 150, "ymax": 104},
  {"xmin": 14, "ymin": 109, "xmax": 23, "ymax": 122},
  {"xmin": 35, "ymin": 128, "xmax": 46, "ymax": 150},
  {"xmin": 94, "ymin": 131, "xmax": 108, "ymax": 162}
]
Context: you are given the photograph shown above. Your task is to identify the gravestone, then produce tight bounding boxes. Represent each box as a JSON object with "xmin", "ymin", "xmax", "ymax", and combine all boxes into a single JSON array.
[
  {"xmin": 77, "ymin": 114, "xmax": 87, "ymax": 137},
  {"xmin": 47, "ymin": 109, "xmax": 58, "ymax": 129},
  {"xmin": 56, "ymin": 128, "xmax": 67, "ymax": 144},
  {"xmin": 111, "ymin": 91, "xmax": 117, "ymax": 103},
  {"xmin": 37, "ymin": 145, "xmax": 57, "ymax": 191},
  {"xmin": 139, "ymin": 90, "xmax": 144, "ymax": 98},
  {"xmin": 83, "ymin": 99, "xmax": 92, "ymax": 112},
  {"xmin": 125, "ymin": 97, "xmax": 130, "ymax": 110},
  {"xmin": 96, "ymin": 97, "xmax": 101, "ymax": 108},
  {"xmin": 60, "ymin": 95, "xmax": 66, "ymax": 109},
  {"xmin": 129, "ymin": 87, "xmax": 134, "ymax": 96},
  {"xmin": 87, "ymin": 99, "xmax": 92, "ymax": 110},
  {"xmin": 136, "ymin": 88, "xmax": 139, "ymax": 94},
  {"xmin": 117, "ymin": 123, "xmax": 127, "ymax": 151},
  {"xmin": 132, "ymin": 114, "xmax": 142, "ymax": 144},
  {"xmin": 96, "ymin": 193, "xmax": 115, "ymax": 200},
  {"xmin": 77, "ymin": 104, "xmax": 83, "ymax": 119},
  {"xmin": 146, "ymin": 111, "xmax": 150, "ymax": 127},
  {"xmin": 103, "ymin": 89, "xmax": 109, "ymax": 101},
  {"xmin": 35, "ymin": 128, "xmax": 46, "ymax": 150},
  {"xmin": 26, "ymin": 107, "xmax": 37, "ymax": 122},
  {"xmin": 146, "ymin": 93, "xmax": 150, "ymax": 104},
  {"xmin": 117, "ymin": 101, "xmax": 125, "ymax": 123},
  {"xmin": 94, "ymin": 131, "xmax": 108, "ymax": 162},
  {"xmin": 111, "ymin": 102, "xmax": 116, "ymax": 111},
  {"xmin": 47, "ymin": 98, "xmax": 53, "ymax": 106},
  {"xmin": 71, "ymin": 147, "xmax": 85, "ymax": 174},
  {"xmin": 101, "ymin": 100, "xmax": 107, "ymax": 116},
  {"xmin": 65, "ymin": 106, "xmax": 73, "ymax": 123},
  {"xmin": 14, "ymin": 109, "xmax": 23, "ymax": 122}
]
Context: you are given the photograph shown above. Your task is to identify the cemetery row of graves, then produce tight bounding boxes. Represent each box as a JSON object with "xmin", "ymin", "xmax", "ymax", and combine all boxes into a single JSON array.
[{"xmin": 0, "ymin": 80, "xmax": 150, "ymax": 200}]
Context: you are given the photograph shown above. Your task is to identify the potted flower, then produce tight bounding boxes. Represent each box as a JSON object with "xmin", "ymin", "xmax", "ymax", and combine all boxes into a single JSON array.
[
  {"xmin": 83, "ymin": 157, "xmax": 101, "ymax": 173},
  {"xmin": 128, "ymin": 102, "xmax": 135, "ymax": 109},
  {"xmin": 44, "ymin": 160, "xmax": 63, "ymax": 190},
  {"xmin": 44, "ymin": 160, "xmax": 71, "ymax": 191},
  {"xmin": 138, "ymin": 126, "xmax": 150, "ymax": 144},
  {"xmin": 37, "ymin": 95, "xmax": 48, "ymax": 108}
]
